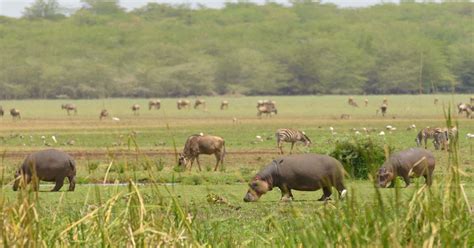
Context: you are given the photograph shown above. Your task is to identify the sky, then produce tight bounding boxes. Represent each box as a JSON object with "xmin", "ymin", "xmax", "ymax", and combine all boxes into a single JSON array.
[{"xmin": 0, "ymin": 0, "xmax": 400, "ymax": 18}]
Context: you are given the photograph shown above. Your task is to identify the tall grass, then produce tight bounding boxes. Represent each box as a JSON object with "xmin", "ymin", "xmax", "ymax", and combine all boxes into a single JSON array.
[{"xmin": 0, "ymin": 105, "xmax": 472, "ymax": 246}]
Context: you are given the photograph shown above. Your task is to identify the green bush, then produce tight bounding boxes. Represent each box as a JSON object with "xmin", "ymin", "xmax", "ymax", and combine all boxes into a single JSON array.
[{"xmin": 330, "ymin": 137, "xmax": 391, "ymax": 179}]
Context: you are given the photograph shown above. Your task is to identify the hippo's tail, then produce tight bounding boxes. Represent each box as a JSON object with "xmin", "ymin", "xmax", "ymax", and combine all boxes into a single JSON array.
[{"xmin": 69, "ymin": 159, "xmax": 76, "ymax": 173}]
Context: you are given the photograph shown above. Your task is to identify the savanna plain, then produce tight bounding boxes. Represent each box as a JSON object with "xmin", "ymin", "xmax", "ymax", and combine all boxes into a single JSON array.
[{"xmin": 0, "ymin": 95, "xmax": 472, "ymax": 246}]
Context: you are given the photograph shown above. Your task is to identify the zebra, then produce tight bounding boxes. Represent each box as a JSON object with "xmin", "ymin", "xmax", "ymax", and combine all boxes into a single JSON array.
[
  {"xmin": 177, "ymin": 99, "xmax": 191, "ymax": 110},
  {"xmin": 99, "ymin": 109, "xmax": 109, "ymax": 120},
  {"xmin": 10, "ymin": 108, "xmax": 21, "ymax": 120},
  {"xmin": 61, "ymin": 103, "xmax": 77, "ymax": 115},
  {"xmin": 220, "ymin": 100, "xmax": 229, "ymax": 110},
  {"xmin": 275, "ymin": 128, "xmax": 312, "ymax": 154},
  {"xmin": 131, "ymin": 104, "xmax": 140, "ymax": 115},
  {"xmin": 194, "ymin": 99, "xmax": 206, "ymax": 109},
  {"xmin": 416, "ymin": 127, "xmax": 457, "ymax": 150},
  {"xmin": 148, "ymin": 100, "xmax": 161, "ymax": 110}
]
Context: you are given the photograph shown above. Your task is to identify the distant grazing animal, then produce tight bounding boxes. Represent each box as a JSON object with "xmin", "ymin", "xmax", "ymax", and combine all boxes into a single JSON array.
[
  {"xmin": 275, "ymin": 128, "xmax": 312, "ymax": 154},
  {"xmin": 194, "ymin": 99, "xmax": 206, "ymax": 109},
  {"xmin": 470, "ymin": 96, "xmax": 474, "ymax": 105},
  {"xmin": 382, "ymin": 98, "xmax": 388, "ymax": 105},
  {"xmin": 340, "ymin": 114, "xmax": 351, "ymax": 119},
  {"xmin": 415, "ymin": 127, "xmax": 441, "ymax": 149},
  {"xmin": 177, "ymin": 99, "xmax": 191, "ymax": 110},
  {"xmin": 10, "ymin": 108, "xmax": 21, "ymax": 120},
  {"xmin": 434, "ymin": 98, "xmax": 438, "ymax": 105},
  {"xmin": 257, "ymin": 100, "xmax": 277, "ymax": 118},
  {"xmin": 377, "ymin": 148, "xmax": 435, "ymax": 188},
  {"xmin": 364, "ymin": 98, "xmax": 368, "ymax": 107},
  {"xmin": 13, "ymin": 149, "xmax": 76, "ymax": 191},
  {"xmin": 348, "ymin": 97, "xmax": 358, "ymax": 107},
  {"xmin": 99, "ymin": 109, "xmax": 109, "ymax": 120},
  {"xmin": 457, "ymin": 103, "xmax": 472, "ymax": 118},
  {"xmin": 379, "ymin": 104, "xmax": 388, "ymax": 117},
  {"xmin": 148, "ymin": 100, "xmax": 161, "ymax": 110},
  {"xmin": 416, "ymin": 127, "xmax": 457, "ymax": 150},
  {"xmin": 220, "ymin": 100, "xmax": 229, "ymax": 110},
  {"xmin": 0, "ymin": 106, "xmax": 3, "ymax": 117},
  {"xmin": 243, "ymin": 154, "xmax": 347, "ymax": 202},
  {"xmin": 178, "ymin": 134, "xmax": 226, "ymax": 171},
  {"xmin": 61, "ymin": 103, "xmax": 77, "ymax": 115},
  {"xmin": 131, "ymin": 104, "xmax": 140, "ymax": 115}
]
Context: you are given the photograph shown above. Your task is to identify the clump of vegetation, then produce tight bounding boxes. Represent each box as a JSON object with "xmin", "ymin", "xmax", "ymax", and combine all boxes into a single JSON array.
[
  {"xmin": 86, "ymin": 161, "xmax": 99, "ymax": 174},
  {"xmin": 330, "ymin": 137, "xmax": 391, "ymax": 179}
]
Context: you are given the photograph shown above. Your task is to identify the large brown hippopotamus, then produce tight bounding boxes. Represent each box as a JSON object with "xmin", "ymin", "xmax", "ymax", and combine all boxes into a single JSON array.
[
  {"xmin": 377, "ymin": 148, "xmax": 435, "ymax": 188},
  {"xmin": 13, "ymin": 149, "xmax": 76, "ymax": 191},
  {"xmin": 243, "ymin": 154, "xmax": 347, "ymax": 202}
]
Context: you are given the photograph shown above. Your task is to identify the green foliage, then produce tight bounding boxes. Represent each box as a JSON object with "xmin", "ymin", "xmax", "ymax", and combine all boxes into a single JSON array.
[
  {"xmin": 330, "ymin": 137, "xmax": 391, "ymax": 179},
  {"xmin": 0, "ymin": 2, "xmax": 473, "ymax": 98}
]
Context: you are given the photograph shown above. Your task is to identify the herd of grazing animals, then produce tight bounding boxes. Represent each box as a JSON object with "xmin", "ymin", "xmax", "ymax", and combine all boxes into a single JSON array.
[{"xmin": 7, "ymin": 96, "xmax": 471, "ymax": 203}]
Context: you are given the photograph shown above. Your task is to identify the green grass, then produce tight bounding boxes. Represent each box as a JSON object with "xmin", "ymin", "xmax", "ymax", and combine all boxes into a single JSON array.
[{"xmin": 0, "ymin": 95, "xmax": 472, "ymax": 246}]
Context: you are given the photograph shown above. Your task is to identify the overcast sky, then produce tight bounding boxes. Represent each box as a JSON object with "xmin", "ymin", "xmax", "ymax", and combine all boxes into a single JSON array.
[{"xmin": 0, "ymin": 0, "xmax": 402, "ymax": 18}]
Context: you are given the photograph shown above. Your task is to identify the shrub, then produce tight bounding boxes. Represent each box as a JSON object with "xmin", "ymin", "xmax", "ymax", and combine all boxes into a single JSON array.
[{"xmin": 330, "ymin": 137, "xmax": 392, "ymax": 179}]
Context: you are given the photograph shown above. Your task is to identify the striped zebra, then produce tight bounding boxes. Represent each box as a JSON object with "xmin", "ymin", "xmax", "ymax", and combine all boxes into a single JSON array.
[
  {"xmin": 275, "ymin": 128, "xmax": 312, "ymax": 154},
  {"xmin": 416, "ymin": 127, "xmax": 457, "ymax": 150}
]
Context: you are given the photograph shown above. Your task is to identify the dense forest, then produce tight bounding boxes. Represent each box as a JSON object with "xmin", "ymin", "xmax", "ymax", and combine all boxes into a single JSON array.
[{"xmin": 0, "ymin": 0, "xmax": 472, "ymax": 99}]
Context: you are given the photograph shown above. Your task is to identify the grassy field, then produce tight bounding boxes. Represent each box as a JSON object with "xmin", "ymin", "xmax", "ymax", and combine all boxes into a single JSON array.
[{"xmin": 0, "ymin": 95, "xmax": 473, "ymax": 246}]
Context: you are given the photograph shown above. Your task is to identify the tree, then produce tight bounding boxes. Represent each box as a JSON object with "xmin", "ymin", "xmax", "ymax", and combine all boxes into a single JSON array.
[
  {"xmin": 23, "ymin": 0, "xmax": 64, "ymax": 20},
  {"xmin": 81, "ymin": 0, "xmax": 124, "ymax": 15}
]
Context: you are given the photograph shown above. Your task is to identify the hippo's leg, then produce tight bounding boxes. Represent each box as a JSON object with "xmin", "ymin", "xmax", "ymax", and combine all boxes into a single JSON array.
[
  {"xmin": 52, "ymin": 177, "xmax": 64, "ymax": 191},
  {"xmin": 318, "ymin": 187, "xmax": 332, "ymax": 201},
  {"xmin": 279, "ymin": 186, "xmax": 293, "ymax": 201},
  {"xmin": 335, "ymin": 182, "xmax": 347, "ymax": 199},
  {"xmin": 68, "ymin": 176, "xmax": 76, "ymax": 191},
  {"xmin": 402, "ymin": 175, "xmax": 410, "ymax": 187},
  {"xmin": 424, "ymin": 172, "xmax": 433, "ymax": 186}
]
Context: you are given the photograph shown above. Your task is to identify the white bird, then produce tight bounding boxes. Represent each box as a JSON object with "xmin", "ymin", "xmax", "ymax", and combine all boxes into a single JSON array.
[
  {"xmin": 112, "ymin": 117, "xmax": 120, "ymax": 121},
  {"xmin": 379, "ymin": 131, "xmax": 385, "ymax": 136},
  {"xmin": 467, "ymin": 133, "xmax": 474, "ymax": 139},
  {"xmin": 390, "ymin": 127, "xmax": 397, "ymax": 131},
  {"xmin": 385, "ymin": 125, "xmax": 393, "ymax": 130},
  {"xmin": 329, "ymin": 127, "xmax": 334, "ymax": 132},
  {"xmin": 355, "ymin": 131, "xmax": 361, "ymax": 135},
  {"xmin": 255, "ymin": 135, "xmax": 263, "ymax": 142},
  {"xmin": 51, "ymin": 136, "xmax": 57, "ymax": 143},
  {"xmin": 199, "ymin": 132, "xmax": 204, "ymax": 136},
  {"xmin": 411, "ymin": 124, "xmax": 416, "ymax": 129},
  {"xmin": 41, "ymin": 136, "xmax": 46, "ymax": 140}
]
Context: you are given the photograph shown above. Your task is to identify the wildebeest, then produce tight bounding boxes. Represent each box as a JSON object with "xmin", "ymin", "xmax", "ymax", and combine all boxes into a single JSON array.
[
  {"xmin": 10, "ymin": 108, "xmax": 21, "ymax": 120},
  {"xmin": 377, "ymin": 148, "xmax": 435, "ymax": 188},
  {"xmin": 379, "ymin": 104, "xmax": 388, "ymax": 117},
  {"xmin": 220, "ymin": 100, "xmax": 229, "ymax": 110},
  {"xmin": 131, "ymin": 104, "xmax": 140, "ymax": 115},
  {"xmin": 275, "ymin": 128, "xmax": 311, "ymax": 154},
  {"xmin": 99, "ymin": 109, "xmax": 109, "ymax": 120},
  {"xmin": 194, "ymin": 99, "xmax": 206, "ymax": 109},
  {"xmin": 177, "ymin": 99, "xmax": 191, "ymax": 110},
  {"xmin": 178, "ymin": 134, "xmax": 226, "ymax": 171},
  {"xmin": 148, "ymin": 100, "xmax": 161, "ymax": 110},
  {"xmin": 13, "ymin": 149, "xmax": 76, "ymax": 191},
  {"xmin": 0, "ymin": 106, "xmax": 3, "ymax": 117},
  {"xmin": 243, "ymin": 154, "xmax": 347, "ymax": 202},
  {"xmin": 61, "ymin": 103, "xmax": 77, "ymax": 115}
]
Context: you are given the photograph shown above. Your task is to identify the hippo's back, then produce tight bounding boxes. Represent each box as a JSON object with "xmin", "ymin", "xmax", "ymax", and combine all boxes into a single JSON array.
[
  {"xmin": 393, "ymin": 148, "xmax": 434, "ymax": 164},
  {"xmin": 24, "ymin": 149, "xmax": 74, "ymax": 172}
]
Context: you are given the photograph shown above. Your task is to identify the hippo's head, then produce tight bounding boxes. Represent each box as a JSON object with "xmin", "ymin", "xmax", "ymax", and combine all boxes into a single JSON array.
[
  {"xmin": 243, "ymin": 177, "xmax": 270, "ymax": 202},
  {"xmin": 12, "ymin": 170, "xmax": 21, "ymax": 191},
  {"xmin": 377, "ymin": 167, "xmax": 394, "ymax": 188},
  {"xmin": 178, "ymin": 154, "xmax": 187, "ymax": 167}
]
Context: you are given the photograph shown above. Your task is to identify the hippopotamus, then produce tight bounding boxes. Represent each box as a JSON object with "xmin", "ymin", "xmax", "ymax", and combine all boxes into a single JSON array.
[
  {"xmin": 243, "ymin": 154, "xmax": 347, "ymax": 202},
  {"xmin": 13, "ymin": 149, "xmax": 76, "ymax": 191},
  {"xmin": 377, "ymin": 148, "xmax": 435, "ymax": 188}
]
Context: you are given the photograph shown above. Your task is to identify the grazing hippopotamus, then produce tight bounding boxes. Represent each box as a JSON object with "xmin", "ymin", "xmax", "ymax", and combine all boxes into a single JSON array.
[
  {"xmin": 13, "ymin": 149, "xmax": 76, "ymax": 191},
  {"xmin": 243, "ymin": 154, "xmax": 347, "ymax": 202},
  {"xmin": 377, "ymin": 148, "xmax": 435, "ymax": 188}
]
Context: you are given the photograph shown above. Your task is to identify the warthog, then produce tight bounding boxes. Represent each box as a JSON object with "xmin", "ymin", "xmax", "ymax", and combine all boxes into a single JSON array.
[
  {"xmin": 61, "ymin": 103, "xmax": 77, "ymax": 115},
  {"xmin": 131, "ymin": 104, "xmax": 140, "ymax": 115},
  {"xmin": 194, "ymin": 99, "xmax": 206, "ymax": 109},
  {"xmin": 178, "ymin": 134, "xmax": 226, "ymax": 171},
  {"xmin": 220, "ymin": 100, "xmax": 229, "ymax": 110},
  {"xmin": 99, "ymin": 109, "xmax": 109, "ymax": 120},
  {"xmin": 10, "ymin": 108, "xmax": 21, "ymax": 120},
  {"xmin": 148, "ymin": 100, "xmax": 161, "ymax": 110},
  {"xmin": 177, "ymin": 99, "xmax": 191, "ymax": 110},
  {"xmin": 13, "ymin": 149, "xmax": 76, "ymax": 191}
]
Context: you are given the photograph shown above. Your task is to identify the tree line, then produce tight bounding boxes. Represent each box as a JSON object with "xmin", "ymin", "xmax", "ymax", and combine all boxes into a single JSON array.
[{"xmin": 0, "ymin": 0, "xmax": 472, "ymax": 99}]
